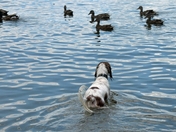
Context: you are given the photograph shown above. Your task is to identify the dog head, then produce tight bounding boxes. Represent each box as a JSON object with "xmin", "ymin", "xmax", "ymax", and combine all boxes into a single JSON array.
[{"xmin": 94, "ymin": 62, "xmax": 113, "ymax": 80}]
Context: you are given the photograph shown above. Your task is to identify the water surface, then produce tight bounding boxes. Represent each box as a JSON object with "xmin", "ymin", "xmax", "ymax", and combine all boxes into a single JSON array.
[{"xmin": 0, "ymin": 0, "xmax": 176, "ymax": 131}]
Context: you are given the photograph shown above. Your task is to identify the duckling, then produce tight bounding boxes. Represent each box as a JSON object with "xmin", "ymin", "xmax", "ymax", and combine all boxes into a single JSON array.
[
  {"xmin": 3, "ymin": 14, "xmax": 19, "ymax": 21},
  {"xmin": 64, "ymin": 5, "xmax": 73, "ymax": 17},
  {"xmin": 145, "ymin": 11, "xmax": 163, "ymax": 26},
  {"xmin": 137, "ymin": 6, "xmax": 158, "ymax": 17},
  {"xmin": 0, "ymin": 9, "xmax": 8, "ymax": 16},
  {"xmin": 95, "ymin": 18, "xmax": 113, "ymax": 33},
  {"xmin": 88, "ymin": 10, "xmax": 110, "ymax": 23}
]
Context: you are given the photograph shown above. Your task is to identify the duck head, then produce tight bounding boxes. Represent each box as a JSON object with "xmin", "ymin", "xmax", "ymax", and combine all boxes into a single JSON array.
[
  {"xmin": 137, "ymin": 6, "xmax": 143, "ymax": 10},
  {"xmin": 88, "ymin": 10, "xmax": 95, "ymax": 15}
]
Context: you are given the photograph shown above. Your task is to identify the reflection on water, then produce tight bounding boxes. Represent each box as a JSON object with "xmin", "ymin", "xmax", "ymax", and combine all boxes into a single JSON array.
[{"xmin": 0, "ymin": 0, "xmax": 176, "ymax": 131}]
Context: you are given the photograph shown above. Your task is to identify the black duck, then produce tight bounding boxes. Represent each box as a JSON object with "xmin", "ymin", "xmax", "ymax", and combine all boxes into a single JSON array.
[
  {"xmin": 3, "ymin": 14, "xmax": 19, "ymax": 21},
  {"xmin": 137, "ymin": 6, "xmax": 158, "ymax": 17},
  {"xmin": 64, "ymin": 5, "xmax": 73, "ymax": 17},
  {"xmin": 95, "ymin": 18, "xmax": 113, "ymax": 33},
  {"xmin": 145, "ymin": 11, "xmax": 163, "ymax": 26},
  {"xmin": 88, "ymin": 10, "xmax": 110, "ymax": 23}
]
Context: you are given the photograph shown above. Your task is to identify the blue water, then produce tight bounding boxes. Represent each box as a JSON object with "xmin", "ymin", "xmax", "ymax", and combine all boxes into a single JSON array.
[{"xmin": 0, "ymin": 0, "xmax": 176, "ymax": 131}]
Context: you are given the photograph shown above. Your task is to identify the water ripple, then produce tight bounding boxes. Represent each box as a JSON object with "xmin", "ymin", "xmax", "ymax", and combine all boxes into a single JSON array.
[{"xmin": 1, "ymin": 0, "xmax": 176, "ymax": 131}]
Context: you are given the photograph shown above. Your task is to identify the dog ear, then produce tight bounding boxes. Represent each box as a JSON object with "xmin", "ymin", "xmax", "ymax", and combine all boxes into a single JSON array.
[
  {"xmin": 94, "ymin": 63, "xmax": 99, "ymax": 78},
  {"xmin": 95, "ymin": 96, "xmax": 104, "ymax": 107},
  {"xmin": 104, "ymin": 62, "xmax": 113, "ymax": 79},
  {"xmin": 108, "ymin": 67, "xmax": 113, "ymax": 79},
  {"xmin": 94, "ymin": 70, "xmax": 97, "ymax": 78}
]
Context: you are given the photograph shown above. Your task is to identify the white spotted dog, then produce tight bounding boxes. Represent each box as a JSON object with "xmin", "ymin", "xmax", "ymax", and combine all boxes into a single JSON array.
[{"xmin": 82, "ymin": 62, "xmax": 113, "ymax": 112}]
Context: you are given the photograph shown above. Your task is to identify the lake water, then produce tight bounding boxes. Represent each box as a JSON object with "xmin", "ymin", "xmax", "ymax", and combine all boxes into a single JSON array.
[{"xmin": 0, "ymin": 0, "xmax": 176, "ymax": 131}]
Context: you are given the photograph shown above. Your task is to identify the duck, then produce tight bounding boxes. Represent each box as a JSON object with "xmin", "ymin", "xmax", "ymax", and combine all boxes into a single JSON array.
[
  {"xmin": 95, "ymin": 17, "xmax": 113, "ymax": 33},
  {"xmin": 0, "ymin": 9, "xmax": 19, "ymax": 21},
  {"xmin": 145, "ymin": 11, "xmax": 163, "ymax": 26},
  {"xmin": 64, "ymin": 5, "xmax": 73, "ymax": 17},
  {"xmin": 0, "ymin": 9, "xmax": 8, "ymax": 16},
  {"xmin": 137, "ymin": 6, "xmax": 158, "ymax": 17},
  {"xmin": 3, "ymin": 14, "xmax": 19, "ymax": 21},
  {"xmin": 0, "ymin": 11, "xmax": 3, "ymax": 23},
  {"xmin": 88, "ymin": 10, "xmax": 110, "ymax": 23}
]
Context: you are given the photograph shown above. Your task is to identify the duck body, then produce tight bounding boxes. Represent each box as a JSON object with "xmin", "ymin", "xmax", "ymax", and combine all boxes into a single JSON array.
[
  {"xmin": 95, "ymin": 18, "xmax": 113, "ymax": 32},
  {"xmin": 64, "ymin": 5, "xmax": 73, "ymax": 16},
  {"xmin": 145, "ymin": 10, "xmax": 163, "ymax": 26},
  {"xmin": 146, "ymin": 17, "xmax": 163, "ymax": 25},
  {"xmin": 3, "ymin": 14, "xmax": 19, "ymax": 21},
  {"xmin": 137, "ymin": 6, "xmax": 158, "ymax": 17},
  {"xmin": 88, "ymin": 10, "xmax": 110, "ymax": 22}
]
